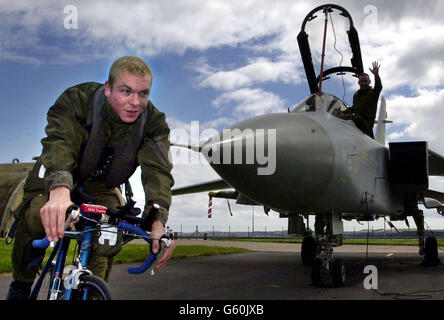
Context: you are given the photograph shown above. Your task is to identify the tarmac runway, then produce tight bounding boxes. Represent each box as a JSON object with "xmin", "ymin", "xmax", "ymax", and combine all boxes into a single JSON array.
[
  {"xmin": 1, "ymin": 240, "xmax": 444, "ymax": 301},
  {"xmin": 107, "ymin": 243, "xmax": 444, "ymax": 300}
]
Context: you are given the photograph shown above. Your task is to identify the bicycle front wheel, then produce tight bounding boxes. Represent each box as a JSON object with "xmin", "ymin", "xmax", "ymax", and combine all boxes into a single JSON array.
[
  {"xmin": 69, "ymin": 275, "xmax": 114, "ymax": 300},
  {"xmin": 36, "ymin": 264, "xmax": 55, "ymax": 300}
]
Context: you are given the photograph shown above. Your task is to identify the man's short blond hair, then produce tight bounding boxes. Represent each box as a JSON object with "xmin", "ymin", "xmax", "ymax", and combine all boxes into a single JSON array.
[{"xmin": 108, "ymin": 56, "xmax": 153, "ymax": 87}]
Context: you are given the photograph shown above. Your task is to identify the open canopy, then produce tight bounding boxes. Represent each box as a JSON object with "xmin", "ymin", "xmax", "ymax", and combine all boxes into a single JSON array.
[{"xmin": 291, "ymin": 93, "xmax": 349, "ymax": 118}]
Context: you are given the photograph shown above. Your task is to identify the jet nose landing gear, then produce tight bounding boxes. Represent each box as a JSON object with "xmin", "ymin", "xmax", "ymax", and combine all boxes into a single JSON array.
[
  {"xmin": 310, "ymin": 213, "xmax": 346, "ymax": 287},
  {"xmin": 311, "ymin": 255, "xmax": 347, "ymax": 287}
]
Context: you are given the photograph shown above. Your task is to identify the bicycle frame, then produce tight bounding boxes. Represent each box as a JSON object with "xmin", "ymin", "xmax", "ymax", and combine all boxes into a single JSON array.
[{"xmin": 29, "ymin": 224, "xmax": 96, "ymax": 300}]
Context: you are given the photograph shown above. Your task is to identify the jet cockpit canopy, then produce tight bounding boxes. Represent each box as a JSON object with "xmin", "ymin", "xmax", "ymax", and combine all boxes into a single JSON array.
[{"xmin": 291, "ymin": 93, "xmax": 351, "ymax": 120}]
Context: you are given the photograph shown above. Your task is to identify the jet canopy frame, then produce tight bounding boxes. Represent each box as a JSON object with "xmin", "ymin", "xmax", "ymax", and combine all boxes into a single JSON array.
[
  {"xmin": 291, "ymin": 93, "xmax": 349, "ymax": 118},
  {"xmin": 297, "ymin": 4, "xmax": 364, "ymax": 94}
]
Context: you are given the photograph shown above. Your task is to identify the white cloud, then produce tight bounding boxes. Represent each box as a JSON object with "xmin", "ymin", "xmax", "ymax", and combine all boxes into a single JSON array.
[
  {"xmin": 213, "ymin": 88, "xmax": 287, "ymax": 117},
  {"xmin": 385, "ymin": 88, "xmax": 444, "ymax": 152},
  {"xmin": 198, "ymin": 57, "xmax": 303, "ymax": 91},
  {"xmin": 361, "ymin": 21, "xmax": 444, "ymax": 92},
  {"xmin": 2, "ymin": 0, "xmax": 442, "ymax": 95},
  {"xmin": 75, "ymin": 0, "xmax": 309, "ymax": 55},
  {"xmin": 0, "ymin": 0, "xmax": 303, "ymax": 62}
]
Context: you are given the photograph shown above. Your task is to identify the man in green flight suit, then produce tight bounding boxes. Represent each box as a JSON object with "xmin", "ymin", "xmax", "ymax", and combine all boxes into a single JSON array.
[
  {"xmin": 350, "ymin": 61, "xmax": 382, "ymax": 139},
  {"xmin": 7, "ymin": 56, "xmax": 176, "ymax": 299}
]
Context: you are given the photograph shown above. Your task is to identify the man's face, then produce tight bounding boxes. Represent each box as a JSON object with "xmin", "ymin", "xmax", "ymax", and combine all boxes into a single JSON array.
[
  {"xmin": 105, "ymin": 70, "xmax": 152, "ymax": 123},
  {"xmin": 358, "ymin": 75, "xmax": 371, "ymax": 90}
]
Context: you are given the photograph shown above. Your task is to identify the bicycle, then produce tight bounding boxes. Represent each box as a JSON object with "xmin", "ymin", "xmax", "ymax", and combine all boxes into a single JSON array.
[{"xmin": 28, "ymin": 199, "xmax": 171, "ymax": 300}]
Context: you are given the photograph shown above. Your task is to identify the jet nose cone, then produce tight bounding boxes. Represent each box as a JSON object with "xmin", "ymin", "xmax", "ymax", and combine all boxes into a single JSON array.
[
  {"xmin": 202, "ymin": 113, "xmax": 335, "ymax": 210},
  {"xmin": 202, "ymin": 124, "xmax": 274, "ymax": 175}
]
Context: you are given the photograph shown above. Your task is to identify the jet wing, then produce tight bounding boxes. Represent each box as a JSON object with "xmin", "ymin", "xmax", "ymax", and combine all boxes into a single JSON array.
[
  {"xmin": 172, "ymin": 179, "xmax": 232, "ymax": 195},
  {"xmin": 429, "ymin": 149, "xmax": 444, "ymax": 176}
]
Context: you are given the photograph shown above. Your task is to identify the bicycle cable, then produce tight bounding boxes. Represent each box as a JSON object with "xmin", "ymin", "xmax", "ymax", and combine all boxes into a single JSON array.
[{"xmin": 72, "ymin": 241, "xmax": 79, "ymax": 265}]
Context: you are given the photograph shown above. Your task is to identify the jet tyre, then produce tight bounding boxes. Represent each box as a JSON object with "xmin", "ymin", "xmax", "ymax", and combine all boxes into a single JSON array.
[
  {"xmin": 301, "ymin": 236, "xmax": 317, "ymax": 265},
  {"xmin": 422, "ymin": 236, "xmax": 440, "ymax": 266},
  {"xmin": 331, "ymin": 259, "xmax": 346, "ymax": 287},
  {"xmin": 311, "ymin": 258, "xmax": 324, "ymax": 287}
]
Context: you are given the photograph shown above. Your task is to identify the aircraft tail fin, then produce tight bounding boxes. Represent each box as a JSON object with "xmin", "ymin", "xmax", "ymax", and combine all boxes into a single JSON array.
[{"xmin": 375, "ymin": 96, "xmax": 391, "ymax": 145}]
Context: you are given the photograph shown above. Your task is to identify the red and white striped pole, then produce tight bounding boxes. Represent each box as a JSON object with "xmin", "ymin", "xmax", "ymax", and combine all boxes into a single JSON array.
[{"xmin": 208, "ymin": 194, "xmax": 213, "ymax": 218}]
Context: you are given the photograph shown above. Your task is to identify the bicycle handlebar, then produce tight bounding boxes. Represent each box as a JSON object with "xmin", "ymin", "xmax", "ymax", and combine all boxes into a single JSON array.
[
  {"xmin": 32, "ymin": 205, "xmax": 80, "ymax": 249},
  {"xmin": 31, "ymin": 204, "xmax": 165, "ymax": 275},
  {"xmin": 32, "ymin": 237, "xmax": 51, "ymax": 249},
  {"xmin": 118, "ymin": 222, "xmax": 158, "ymax": 274}
]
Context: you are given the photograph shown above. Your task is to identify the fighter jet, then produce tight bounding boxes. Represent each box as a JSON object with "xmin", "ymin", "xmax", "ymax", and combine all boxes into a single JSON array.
[{"xmin": 172, "ymin": 4, "xmax": 444, "ymax": 287}]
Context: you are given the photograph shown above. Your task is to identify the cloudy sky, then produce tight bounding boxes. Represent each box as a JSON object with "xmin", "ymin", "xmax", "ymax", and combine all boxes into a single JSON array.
[{"xmin": 1, "ymin": 0, "xmax": 443, "ymax": 233}]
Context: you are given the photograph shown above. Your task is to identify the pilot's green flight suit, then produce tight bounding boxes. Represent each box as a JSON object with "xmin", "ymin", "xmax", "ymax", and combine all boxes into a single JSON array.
[
  {"xmin": 10, "ymin": 82, "xmax": 174, "ymax": 291},
  {"xmin": 350, "ymin": 74, "xmax": 382, "ymax": 138}
]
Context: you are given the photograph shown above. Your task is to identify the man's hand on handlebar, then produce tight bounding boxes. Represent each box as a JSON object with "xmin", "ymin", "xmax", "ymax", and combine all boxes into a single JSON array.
[
  {"xmin": 39, "ymin": 186, "xmax": 74, "ymax": 242},
  {"xmin": 150, "ymin": 220, "xmax": 176, "ymax": 272}
]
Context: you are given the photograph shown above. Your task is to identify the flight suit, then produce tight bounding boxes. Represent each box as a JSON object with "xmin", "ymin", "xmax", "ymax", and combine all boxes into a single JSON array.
[
  {"xmin": 350, "ymin": 75, "xmax": 382, "ymax": 138},
  {"xmin": 11, "ymin": 82, "xmax": 174, "ymax": 285}
]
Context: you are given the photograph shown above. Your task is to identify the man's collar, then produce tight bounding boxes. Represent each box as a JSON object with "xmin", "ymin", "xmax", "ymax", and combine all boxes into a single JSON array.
[{"xmin": 358, "ymin": 86, "xmax": 373, "ymax": 92}]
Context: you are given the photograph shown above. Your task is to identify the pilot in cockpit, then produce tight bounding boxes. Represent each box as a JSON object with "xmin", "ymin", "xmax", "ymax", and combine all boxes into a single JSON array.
[{"xmin": 348, "ymin": 61, "xmax": 382, "ymax": 139}]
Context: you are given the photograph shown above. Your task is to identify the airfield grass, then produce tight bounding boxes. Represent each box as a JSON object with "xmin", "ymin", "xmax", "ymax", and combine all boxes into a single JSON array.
[{"xmin": 0, "ymin": 240, "xmax": 249, "ymax": 274}]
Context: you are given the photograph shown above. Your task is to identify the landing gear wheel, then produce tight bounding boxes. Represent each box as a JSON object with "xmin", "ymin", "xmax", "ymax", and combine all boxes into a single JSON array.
[
  {"xmin": 311, "ymin": 258, "xmax": 324, "ymax": 287},
  {"xmin": 331, "ymin": 259, "xmax": 346, "ymax": 287},
  {"xmin": 422, "ymin": 236, "xmax": 441, "ymax": 266},
  {"xmin": 301, "ymin": 236, "xmax": 317, "ymax": 265}
]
